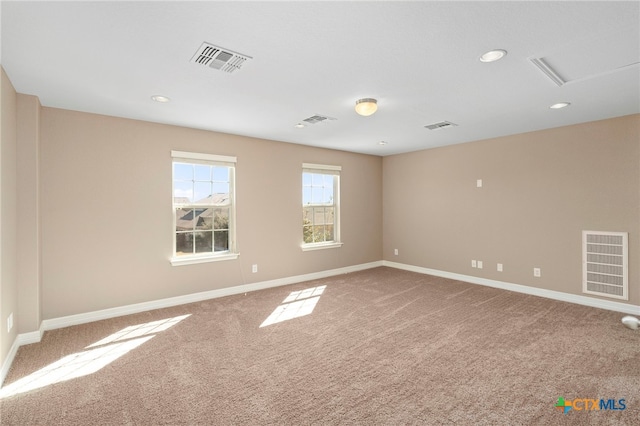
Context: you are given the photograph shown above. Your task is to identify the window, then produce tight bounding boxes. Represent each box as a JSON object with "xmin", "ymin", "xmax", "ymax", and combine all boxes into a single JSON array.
[
  {"xmin": 171, "ymin": 151, "xmax": 238, "ymax": 266},
  {"xmin": 302, "ymin": 163, "xmax": 342, "ymax": 251}
]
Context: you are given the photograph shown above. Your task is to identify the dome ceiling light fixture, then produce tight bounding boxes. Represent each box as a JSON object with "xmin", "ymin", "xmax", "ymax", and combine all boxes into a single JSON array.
[{"xmin": 355, "ymin": 98, "xmax": 378, "ymax": 116}]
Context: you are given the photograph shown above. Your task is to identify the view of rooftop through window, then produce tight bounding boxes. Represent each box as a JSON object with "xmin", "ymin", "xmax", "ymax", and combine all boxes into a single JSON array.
[
  {"xmin": 303, "ymin": 172, "xmax": 336, "ymax": 244},
  {"xmin": 173, "ymin": 162, "xmax": 231, "ymax": 255}
]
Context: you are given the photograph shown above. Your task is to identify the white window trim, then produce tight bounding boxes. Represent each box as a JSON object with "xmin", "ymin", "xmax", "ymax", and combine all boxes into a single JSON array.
[
  {"xmin": 301, "ymin": 241, "xmax": 344, "ymax": 251},
  {"xmin": 170, "ymin": 252, "xmax": 239, "ymax": 267},
  {"xmin": 302, "ymin": 163, "xmax": 342, "ymax": 172},
  {"xmin": 301, "ymin": 163, "xmax": 341, "ymax": 251},
  {"xmin": 170, "ymin": 151, "xmax": 239, "ymax": 266},
  {"xmin": 172, "ymin": 150, "xmax": 236, "ymax": 164}
]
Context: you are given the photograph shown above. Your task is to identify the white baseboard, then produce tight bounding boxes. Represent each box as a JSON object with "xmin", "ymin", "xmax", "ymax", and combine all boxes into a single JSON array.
[
  {"xmin": 28, "ymin": 260, "xmax": 384, "ymax": 338},
  {"xmin": 382, "ymin": 260, "xmax": 640, "ymax": 315},
  {"xmin": 41, "ymin": 261, "xmax": 382, "ymax": 331},
  {"xmin": 0, "ymin": 325, "xmax": 44, "ymax": 388},
  {"xmin": 0, "ymin": 339, "xmax": 20, "ymax": 388}
]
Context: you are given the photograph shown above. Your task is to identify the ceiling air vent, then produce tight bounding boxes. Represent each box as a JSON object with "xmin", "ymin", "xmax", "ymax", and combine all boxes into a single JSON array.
[
  {"xmin": 529, "ymin": 57, "xmax": 566, "ymax": 87},
  {"xmin": 303, "ymin": 115, "xmax": 336, "ymax": 125},
  {"xmin": 191, "ymin": 42, "xmax": 252, "ymax": 73},
  {"xmin": 424, "ymin": 121, "xmax": 458, "ymax": 131}
]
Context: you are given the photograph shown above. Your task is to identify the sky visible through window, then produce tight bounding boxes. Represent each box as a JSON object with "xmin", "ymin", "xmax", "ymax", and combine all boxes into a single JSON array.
[
  {"xmin": 174, "ymin": 163, "xmax": 230, "ymax": 203},
  {"xmin": 302, "ymin": 172, "xmax": 334, "ymax": 205}
]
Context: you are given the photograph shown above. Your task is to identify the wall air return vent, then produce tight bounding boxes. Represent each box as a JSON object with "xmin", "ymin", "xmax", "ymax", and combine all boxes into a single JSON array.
[
  {"xmin": 191, "ymin": 42, "xmax": 252, "ymax": 73},
  {"xmin": 424, "ymin": 121, "xmax": 458, "ymax": 130},
  {"xmin": 582, "ymin": 231, "xmax": 628, "ymax": 300},
  {"xmin": 302, "ymin": 115, "xmax": 336, "ymax": 125}
]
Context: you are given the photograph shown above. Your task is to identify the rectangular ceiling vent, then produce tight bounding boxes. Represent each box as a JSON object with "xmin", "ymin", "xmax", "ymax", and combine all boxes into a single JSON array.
[
  {"xmin": 424, "ymin": 121, "xmax": 458, "ymax": 131},
  {"xmin": 303, "ymin": 115, "xmax": 336, "ymax": 125},
  {"xmin": 529, "ymin": 57, "xmax": 566, "ymax": 87},
  {"xmin": 582, "ymin": 231, "xmax": 628, "ymax": 300},
  {"xmin": 191, "ymin": 42, "xmax": 252, "ymax": 74}
]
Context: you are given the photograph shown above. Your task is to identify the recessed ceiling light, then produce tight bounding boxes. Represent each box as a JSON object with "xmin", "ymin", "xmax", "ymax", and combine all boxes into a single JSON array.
[
  {"xmin": 378, "ymin": 141, "xmax": 387, "ymax": 146},
  {"xmin": 550, "ymin": 102, "xmax": 571, "ymax": 109},
  {"xmin": 294, "ymin": 123, "xmax": 305, "ymax": 128},
  {"xmin": 479, "ymin": 49, "xmax": 507, "ymax": 63},
  {"xmin": 151, "ymin": 95, "xmax": 170, "ymax": 103}
]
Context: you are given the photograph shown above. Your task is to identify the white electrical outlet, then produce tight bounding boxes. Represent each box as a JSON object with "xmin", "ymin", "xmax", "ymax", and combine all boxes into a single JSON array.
[
  {"xmin": 252, "ymin": 264, "xmax": 258, "ymax": 273},
  {"xmin": 7, "ymin": 313, "xmax": 13, "ymax": 333},
  {"xmin": 477, "ymin": 260, "xmax": 483, "ymax": 269},
  {"xmin": 497, "ymin": 263, "xmax": 503, "ymax": 272},
  {"xmin": 476, "ymin": 179, "xmax": 483, "ymax": 188},
  {"xmin": 533, "ymin": 268, "xmax": 541, "ymax": 277},
  {"xmin": 394, "ymin": 248, "xmax": 399, "ymax": 256},
  {"xmin": 471, "ymin": 260, "xmax": 477, "ymax": 268}
]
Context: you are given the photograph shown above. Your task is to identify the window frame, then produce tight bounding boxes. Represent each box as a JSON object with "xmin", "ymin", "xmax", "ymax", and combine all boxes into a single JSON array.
[
  {"xmin": 170, "ymin": 150, "xmax": 239, "ymax": 266},
  {"xmin": 301, "ymin": 163, "xmax": 343, "ymax": 251}
]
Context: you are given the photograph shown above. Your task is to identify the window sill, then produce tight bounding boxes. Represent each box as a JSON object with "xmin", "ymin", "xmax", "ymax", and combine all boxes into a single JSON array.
[
  {"xmin": 301, "ymin": 242, "xmax": 343, "ymax": 252},
  {"xmin": 170, "ymin": 252, "xmax": 239, "ymax": 266}
]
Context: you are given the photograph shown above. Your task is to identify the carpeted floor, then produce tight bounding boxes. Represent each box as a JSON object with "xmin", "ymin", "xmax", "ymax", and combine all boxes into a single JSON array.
[{"xmin": 1, "ymin": 267, "xmax": 638, "ymax": 425}]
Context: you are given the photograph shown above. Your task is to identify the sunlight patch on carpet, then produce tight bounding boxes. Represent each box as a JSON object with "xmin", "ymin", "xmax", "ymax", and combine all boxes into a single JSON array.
[
  {"xmin": 87, "ymin": 314, "xmax": 191, "ymax": 348},
  {"xmin": 260, "ymin": 285, "xmax": 326, "ymax": 327},
  {"xmin": 0, "ymin": 314, "xmax": 191, "ymax": 398}
]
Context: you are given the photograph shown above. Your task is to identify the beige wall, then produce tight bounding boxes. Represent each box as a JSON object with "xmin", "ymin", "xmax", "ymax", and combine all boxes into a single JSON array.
[
  {"xmin": 383, "ymin": 114, "xmax": 640, "ymax": 305},
  {"xmin": 40, "ymin": 108, "xmax": 383, "ymax": 319},
  {"xmin": 17, "ymin": 94, "xmax": 41, "ymax": 332},
  {"xmin": 1, "ymin": 68, "xmax": 18, "ymax": 366}
]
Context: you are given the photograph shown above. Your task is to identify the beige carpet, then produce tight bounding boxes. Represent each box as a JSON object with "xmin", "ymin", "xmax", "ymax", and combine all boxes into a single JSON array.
[{"xmin": 1, "ymin": 267, "xmax": 638, "ymax": 425}]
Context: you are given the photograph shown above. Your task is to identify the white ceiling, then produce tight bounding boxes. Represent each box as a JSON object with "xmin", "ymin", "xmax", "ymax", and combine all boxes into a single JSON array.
[{"xmin": 2, "ymin": 1, "xmax": 639, "ymax": 156}]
